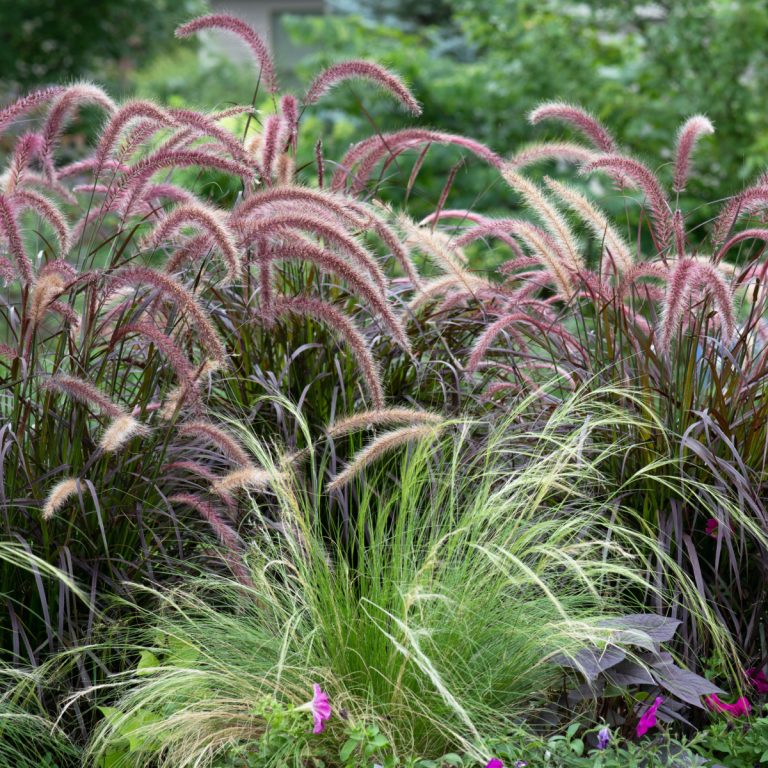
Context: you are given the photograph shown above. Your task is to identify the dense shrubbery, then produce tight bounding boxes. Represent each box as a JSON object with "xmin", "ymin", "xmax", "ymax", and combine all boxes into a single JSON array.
[{"xmin": 0, "ymin": 9, "xmax": 767, "ymax": 768}]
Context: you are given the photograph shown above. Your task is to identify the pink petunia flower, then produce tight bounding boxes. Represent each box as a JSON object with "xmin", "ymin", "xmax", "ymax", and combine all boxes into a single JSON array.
[
  {"xmin": 486, "ymin": 760, "xmax": 504, "ymax": 768},
  {"xmin": 705, "ymin": 518, "xmax": 719, "ymax": 538},
  {"xmin": 636, "ymin": 696, "xmax": 664, "ymax": 738},
  {"xmin": 746, "ymin": 667, "xmax": 768, "ymax": 694},
  {"xmin": 298, "ymin": 684, "xmax": 331, "ymax": 733},
  {"xmin": 704, "ymin": 694, "xmax": 751, "ymax": 717}
]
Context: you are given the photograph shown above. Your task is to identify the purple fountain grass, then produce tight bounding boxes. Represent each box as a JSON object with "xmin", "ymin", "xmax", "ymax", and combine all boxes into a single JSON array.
[
  {"xmin": 177, "ymin": 421, "xmax": 251, "ymax": 467},
  {"xmin": 141, "ymin": 202, "xmax": 242, "ymax": 284},
  {"xmin": 168, "ymin": 493, "xmax": 243, "ymax": 553},
  {"xmin": 712, "ymin": 183, "xmax": 768, "ymax": 246},
  {"xmin": 0, "ymin": 86, "xmax": 64, "ymax": 133},
  {"xmin": 233, "ymin": 185, "xmax": 367, "ymax": 228},
  {"xmin": 509, "ymin": 141, "xmax": 598, "ymax": 169},
  {"xmin": 466, "ymin": 312, "xmax": 551, "ymax": 374},
  {"xmin": 0, "ymin": 258, "xmax": 16, "ymax": 285},
  {"xmin": 167, "ymin": 107, "xmax": 251, "ymax": 166},
  {"xmin": 331, "ymin": 128, "xmax": 503, "ymax": 193},
  {"xmin": 4, "ymin": 132, "xmax": 44, "ymax": 194},
  {"xmin": 529, "ymin": 101, "xmax": 617, "ymax": 152},
  {"xmin": 41, "ymin": 477, "xmax": 80, "ymax": 521},
  {"xmin": 583, "ymin": 154, "xmax": 672, "ymax": 248},
  {"xmin": 327, "ymin": 423, "xmax": 440, "ymax": 491},
  {"xmin": 109, "ymin": 321, "xmax": 196, "ymax": 388},
  {"xmin": 12, "ymin": 189, "xmax": 71, "ymax": 254},
  {"xmin": 258, "ymin": 113, "xmax": 289, "ymax": 181},
  {"xmin": 39, "ymin": 83, "xmax": 116, "ymax": 180},
  {"xmin": 543, "ymin": 176, "xmax": 633, "ymax": 274},
  {"xmin": 163, "ymin": 233, "xmax": 215, "ymax": 276},
  {"xmin": 0, "ymin": 194, "xmax": 33, "ymax": 283},
  {"xmin": 107, "ymin": 266, "xmax": 226, "ymax": 362},
  {"xmin": 304, "ymin": 59, "xmax": 422, "ymax": 115},
  {"xmin": 280, "ymin": 94, "xmax": 299, "ymax": 149},
  {"xmin": 673, "ymin": 115, "xmax": 714, "ymax": 194},
  {"xmin": 237, "ymin": 211, "xmax": 387, "ymax": 291},
  {"xmin": 42, "ymin": 373, "xmax": 124, "ymax": 419},
  {"xmin": 714, "ymin": 227, "xmax": 768, "ymax": 264},
  {"xmin": 175, "ymin": 13, "xmax": 277, "ymax": 94},
  {"xmin": 327, "ymin": 407, "xmax": 442, "ymax": 437},
  {"xmin": 660, "ymin": 258, "xmax": 736, "ymax": 349},
  {"xmin": 29, "ymin": 272, "xmax": 67, "ymax": 328},
  {"xmin": 94, "ymin": 100, "xmax": 174, "ymax": 170},
  {"xmin": 107, "ymin": 148, "xmax": 254, "ymax": 217},
  {"xmin": 274, "ymin": 295, "xmax": 385, "ymax": 408},
  {"xmin": 502, "ymin": 167, "xmax": 582, "ymax": 270},
  {"xmin": 263, "ymin": 239, "xmax": 409, "ymax": 348}
]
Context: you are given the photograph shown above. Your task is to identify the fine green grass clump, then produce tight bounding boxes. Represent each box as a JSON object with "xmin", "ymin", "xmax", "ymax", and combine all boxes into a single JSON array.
[{"xmin": 85, "ymin": 387, "xmax": 735, "ymax": 767}]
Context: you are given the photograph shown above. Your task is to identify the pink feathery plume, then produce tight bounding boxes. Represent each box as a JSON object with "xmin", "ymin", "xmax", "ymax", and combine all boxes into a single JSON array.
[
  {"xmin": 347, "ymin": 131, "xmax": 503, "ymax": 196},
  {"xmin": 109, "ymin": 321, "xmax": 196, "ymax": 386},
  {"xmin": 712, "ymin": 184, "xmax": 768, "ymax": 246},
  {"xmin": 419, "ymin": 209, "xmax": 489, "ymax": 227},
  {"xmin": 169, "ymin": 493, "xmax": 242, "ymax": 552},
  {"xmin": 5, "ymin": 133, "xmax": 44, "ymax": 194},
  {"xmin": 453, "ymin": 220, "xmax": 527, "ymax": 259},
  {"xmin": 163, "ymin": 233, "xmax": 215, "ymax": 276},
  {"xmin": 94, "ymin": 100, "xmax": 172, "ymax": 169},
  {"xmin": 617, "ymin": 262, "xmax": 669, "ymax": 299},
  {"xmin": 258, "ymin": 113, "xmax": 289, "ymax": 181},
  {"xmin": 0, "ymin": 194, "xmax": 32, "ymax": 283},
  {"xmin": 275, "ymin": 295, "xmax": 385, "ymax": 408},
  {"xmin": 509, "ymin": 141, "xmax": 597, "ymax": 169},
  {"xmin": 40, "ymin": 83, "xmax": 115, "ymax": 179},
  {"xmin": 266, "ymin": 240, "xmax": 409, "ymax": 349},
  {"xmin": 529, "ymin": 102, "xmax": 617, "ymax": 152},
  {"xmin": 12, "ymin": 189, "xmax": 71, "ymax": 254},
  {"xmin": 332, "ymin": 129, "xmax": 503, "ymax": 192},
  {"xmin": 714, "ymin": 227, "xmax": 768, "ymax": 263},
  {"xmin": 0, "ymin": 343, "xmax": 18, "ymax": 361},
  {"xmin": 238, "ymin": 212, "xmax": 387, "ymax": 291},
  {"xmin": 660, "ymin": 259, "xmax": 735, "ymax": 349},
  {"xmin": 673, "ymin": 115, "xmax": 714, "ymax": 193},
  {"xmin": 107, "ymin": 266, "xmax": 226, "ymax": 362},
  {"xmin": 672, "ymin": 209, "xmax": 686, "ymax": 258},
  {"xmin": 0, "ymin": 258, "xmax": 16, "ymax": 284},
  {"xmin": 304, "ymin": 60, "xmax": 421, "ymax": 115},
  {"xmin": 583, "ymin": 155, "xmax": 672, "ymax": 247},
  {"xmin": 0, "ymin": 86, "xmax": 64, "ymax": 133},
  {"xmin": 143, "ymin": 183, "xmax": 197, "ymax": 206},
  {"xmin": 141, "ymin": 202, "xmax": 242, "ymax": 284},
  {"xmin": 467, "ymin": 313, "xmax": 551, "ymax": 373},
  {"xmin": 107, "ymin": 148, "xmax": 253, "ymax": 216},
  {"xmin": 233, "ymin": 185, "xmax": 366, "ymax": 228},
  {"xmin": 42, "ymin": 374, "xmax": 124, "ymax": 418},
  {"xmin": 177, "ymin": 421, "xmax": 251, "ymax": 467},
  {"xmin": 168, "ymin": 107, "xmax": 251, "ymax": 165},
  {"xmin": 176, "ymin": 13, "xmax": 277, "ymax": 93},
  {"xmin": 280, "ymin": 94, "xmax": 299, "ymax": 149},
  {"xmin": 58, "ymin": 158, "xmax": 128, "ymax": 179},
  {"xmin": 39, "ymin": 259, "xmax": 78, "ymax": 282}
]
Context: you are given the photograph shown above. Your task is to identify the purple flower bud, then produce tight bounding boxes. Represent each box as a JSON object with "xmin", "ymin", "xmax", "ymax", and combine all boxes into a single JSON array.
[{"xmin": 597, "ymin": 726, "xmax": 611, "ymax": 750}]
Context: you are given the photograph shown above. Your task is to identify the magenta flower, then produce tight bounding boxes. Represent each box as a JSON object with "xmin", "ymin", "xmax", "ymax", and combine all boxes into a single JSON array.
[
  {"xmin": 704, "ymin": 694, "xmax": 751, "ymax": 717},
  {"xmin": 597, "ymin": 726, "xmax": 611, "ymax": 750},
  {"xmin": 485, "ymin": 760, "xmax": 503, "ymax": 768},
  {"xmin": 636, "ymin": 696, "xmax": 664, "ymax": 738},
  {"xmin": 746, "ymin": 668, "xmax": 768, "ymax": 694},
  {"xmin": 705, "ymin": 518, "xmax": 719, "ymax": 538},
  {"xmin": 309, "ymin": 684, "xmax": 331, "ymax": 734}
]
